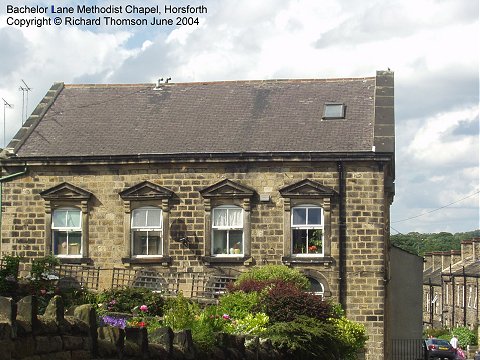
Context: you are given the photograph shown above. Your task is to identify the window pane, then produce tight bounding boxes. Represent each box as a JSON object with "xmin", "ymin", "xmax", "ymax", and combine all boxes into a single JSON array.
[
  {"xmin": 307, "ymin": 229, "xmax": 323, "ymax": 254},
  {"xmin": 292, "ymin": 208, "xmax": 306, "ymax": 225},
  {"xmin": 308, "ymin": 277, "xmax": 324, "ymax": 294},
  {"xmin": 146, "ymin": 209, "xmax": 162, "ymax": 227},
  {"xmin": 229, "ymin": 230, "xmax": 243, "ymax": 254},
  {"xmin": 53, "ymin": 231, "xmax": 68, "ymax": 255},
  {"xmin": 53, "ymin": 210, "xmax": 67, "ymax": 228},
  {"xmin": 213, "ymin": 209, "xmax": 227, "ymax": 227},
  {"xmin": 147, "ymin": 231, "xmax": 162, "ymax": 255},
  {"xmin": 228, "ymin": 208, "xmax": 242, "ymax": 227},
  {"xmin": 292, "ymin": 229, "xmax": 307, "ymax": 254},
  {"xmin": 68, "ymin": 232, "xmax": 82, "ymax": 255},
  {"xmin": 132, "ymin": 209, "xmax": 147, "ymax": 227},
  {"xmin": 67, "ymin": 210, "xmax": 81, "ymax": 228},
  {"xmin": 307, "ymin": 208, "xmax": 321, "ymax": 225},
  {"xmin": 213, "ymin": 230, "xmax": 228, "ymax": 254},
  {"xmin": 324, "ymin": 104, "xmax": 344, "ymax": 118},
  {"xmin": 133, "ymin": 231, "xmax": 148, "ymax": 255}
]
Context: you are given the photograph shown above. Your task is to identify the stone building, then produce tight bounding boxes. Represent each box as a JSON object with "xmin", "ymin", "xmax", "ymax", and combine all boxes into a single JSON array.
[
  {"xmin": 423, "ymin": 238, "xmax": 480, "ymax": 329},
  {"xmin": 0, "ymin": 71, "xmax": 414, "ymax": 359}
]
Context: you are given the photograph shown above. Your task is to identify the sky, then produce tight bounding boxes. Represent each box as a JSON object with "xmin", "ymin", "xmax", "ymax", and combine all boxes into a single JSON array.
[{"xmin": 0, "ymin": 0, "xmax": 478, "ymax": 234}]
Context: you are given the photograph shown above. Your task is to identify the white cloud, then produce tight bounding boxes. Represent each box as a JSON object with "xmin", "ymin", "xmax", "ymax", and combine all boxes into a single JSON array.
[{"xmin": 406, "ymin": 106, "xmax": 479, "ymax": 166}]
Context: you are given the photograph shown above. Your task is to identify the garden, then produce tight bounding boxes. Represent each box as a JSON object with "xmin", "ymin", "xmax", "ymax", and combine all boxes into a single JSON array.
[{"xmin": 0, "ymin": 255, "xmax": 369, "ymax": 359}]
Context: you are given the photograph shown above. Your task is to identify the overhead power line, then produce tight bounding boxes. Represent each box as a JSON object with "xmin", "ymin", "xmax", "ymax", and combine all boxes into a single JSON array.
[{"xmin": 392, "ymin": 190, "xmax": 480, "ymax": 224}]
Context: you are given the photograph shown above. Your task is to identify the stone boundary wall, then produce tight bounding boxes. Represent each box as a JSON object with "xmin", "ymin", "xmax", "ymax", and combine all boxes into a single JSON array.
[
  {"xmin": 0, "ymin": 295, "xmax": 290, "ymax": 360},
  {"xmin": 0, "ymin": 295, "xmax": 96, "ymax": 360}
]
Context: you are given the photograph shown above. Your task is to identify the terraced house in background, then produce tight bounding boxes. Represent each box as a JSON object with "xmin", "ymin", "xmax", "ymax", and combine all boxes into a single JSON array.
[
  {"xmin": 0, "ymin": 70, "xmax": 422, "ymax": 359},
  {"xmin": 423, "ymin": 238, "xmax": 480, "ymax": 329}
]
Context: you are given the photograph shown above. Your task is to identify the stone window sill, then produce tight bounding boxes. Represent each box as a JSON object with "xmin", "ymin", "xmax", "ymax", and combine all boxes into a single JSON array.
[
  {"xmin": 121, "ymin": 256, "xmax": 172, "ymax": 266},
  {"xmin": 281, "ymin": 256, "xmax": 335, "ymax": 266},
  {"xmin": 202, "ymin": 256, "xmax": 252, "ymax": 265},
  {"xmin": 58, "ymin": 257, "xmax": 93, "ymax": 265}
]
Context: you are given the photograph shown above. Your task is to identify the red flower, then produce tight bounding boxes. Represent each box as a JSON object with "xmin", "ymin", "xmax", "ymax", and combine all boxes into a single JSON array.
[{"xmin": 138, "ymin": 321, "xmax": 146, "ymax": 328}]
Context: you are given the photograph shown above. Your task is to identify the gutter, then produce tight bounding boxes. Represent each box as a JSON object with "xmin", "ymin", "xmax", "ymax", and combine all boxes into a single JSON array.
[
  {"xmin": 1, "ymin": 151, "xmax": 395, "ymax": 166},
  {"xmin": 0, "ymin": 166, "xmax": 28, "ymax": 256}
]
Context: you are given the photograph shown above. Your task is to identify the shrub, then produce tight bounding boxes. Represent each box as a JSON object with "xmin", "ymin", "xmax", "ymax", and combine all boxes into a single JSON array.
[
  {"xmin": 225, "ymin": 312, "xmax": 269, "ymax": 336},
  {"xmin": 94, "ymin": 287, "xmax": 165, "ymax": 316},
  {"xmin": 452, "ymin": 326, "xmax": 477, "ymax": 347},
  {"xmin": 262, "ymin": 281, "xmax": 334, "ymax": 323},
  {"xmin": 0, "ymin": 255, "xmax": 21, "ymax": 296},
  {"xmin": 234, "ymin": 265, "xmax": 310, "ymax": 291},
  {"xmin": 163, "ymin": 292, "xmax": 199, "ymax": 331},
  {"xmin": 423, "ymin": 327, "xmax": 450, "ymax": 339},
  {"xmin": 219, "ymin": 290, "xmax": 263, "ymax": 318},
  {"xmin": 191, "ymin": 306, "xmax": 229, "ymax": 350},
  {"xmin": 30, "ymin": 255, "xmax": 59, "ymax": 282},
  {"xmin": 265, "ymin": 316, "xmax": 340, "ymax": 360},
  {"xmin": 227, "ymin": 278, "xmax": 295, "ymax": 294},
  {"xmin": 330, "ymin": 316, "xmax": 368, "ymax": 360}
]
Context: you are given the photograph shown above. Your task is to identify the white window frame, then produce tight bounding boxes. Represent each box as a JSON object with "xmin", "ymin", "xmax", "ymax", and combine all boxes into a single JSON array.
[
  {"xmin": 52, "ymin": 207, "xmax": 82, "ymax": 258},
  {"xmin": 433, "ymin": 293, "xmax": 439, "ymax": 314},
  {"xmin": 474, "ymin": 287, "xmax": 478, "ymax": 310},
  {"xmin": 131, "ymin": 206, "xmax": 163, "ymax": 257},
  {"xmin": 445, "ymin": 284, "xmax": 449, "ymax": 305},
  {"xmin": 291, "ymin": 205, "xmax": 324, "ymax": 257},
  {"xmin": 211, "ymin": 205, "xmax": 244, "ymax": 257},
  {"xmin": 307, "ymin": 277, "xmax": 325, "ymax": 298},
  {"xmin": 468, "ymin": 285, "xmax": 473, "ymax": 308}
]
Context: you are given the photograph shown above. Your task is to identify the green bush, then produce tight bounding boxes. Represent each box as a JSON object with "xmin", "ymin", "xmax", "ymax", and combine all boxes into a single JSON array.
[
  {"xmin": 234, "ymin": 265, "xmax": 310, "ymax": 291},
  {"xmin": 423, "ymin": 327, "xmax": 450, "ymax": 339},
  {"xmin": 0, "ymin": 255, "xmax": 21, "ymax": 296},
  {"xmin": 191, "ymin": 306, "xmax": 229, "ymax": 350},
  {"xmin": 30, "ymin": 255, "xmax": 59, "ymax": 282},
  {"xmin": 225, "ymin": 312, "xmax": 269, "ymax": 336},
  {"xmin": 330, "ymin": 317, "xmax": 368, "ymax": 360},
  {"xmin": 452, "ymin": 326, "xmax": 477, "ymax": 347},
  {"xmin": 219, "ymin": 290, "xmax": 263, "ymax": 319},
  {"xmin": 265, "ymin": 316, "xmax": 340, "ymax": 360},
  {"xmin": 163, "ymin": 292, "xmax": 199, "ymax": 331},
  {"xmin": 94, "ymin": 287, "xmax": 165, "ymax": 316}
]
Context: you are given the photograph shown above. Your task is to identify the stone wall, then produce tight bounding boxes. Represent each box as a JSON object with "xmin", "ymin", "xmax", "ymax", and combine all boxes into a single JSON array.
[
  {"xmin": 0, "ymin": 294, "xmax": 312, "ymax": 360},
  {"xmin": 1, "ymin": 160, "xmax": 390, "ymax": 360},
  {"xmin": 0, "ymin": 295, "xmax": 96, "ymax": 360}
]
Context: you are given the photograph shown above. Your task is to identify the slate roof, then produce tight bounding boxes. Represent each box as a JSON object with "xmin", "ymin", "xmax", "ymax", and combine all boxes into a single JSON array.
[
  {"xmin": 423, "ymin": 267, "xmax": 442, "ymax": 286},
  {"xmin": 6, "ymin": 74, "xmax": 392, "ymax": 159},
  {"xmin": 447, "ymin": 260, "xmax": 480, "ymax": 277}
]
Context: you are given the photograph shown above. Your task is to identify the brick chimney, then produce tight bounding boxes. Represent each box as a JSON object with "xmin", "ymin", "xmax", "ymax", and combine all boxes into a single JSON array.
[
  {"xmin": 461, "ymin": 240, "xmax": 474, "ymax": 262},
  {"xmin": 441, "ymin": 252, "xmax": 451, "ymax": 271},
  {"xmin": 450, "ymin": 250, "xmax": 461, "ymax": 266},
  {"xmin": 424, "ymin": 253, "xmax": 432, "ymax": 271},
  {"xmin": 473, "ymin": 238, "xmax": 480, "ymax": 261},
  {"xmin": 431, "ymin": 252, "xmax": 443, "ymax": 271}
]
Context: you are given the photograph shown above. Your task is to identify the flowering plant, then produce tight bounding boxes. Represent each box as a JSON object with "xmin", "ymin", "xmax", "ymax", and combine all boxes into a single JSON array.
[
  {"xmin": 129, "ymin": 303, "xmax": 161, "ymax": 331},
  {"xmin": 100, "ymin": 315, "xmax": 127, "ymax": 329}
]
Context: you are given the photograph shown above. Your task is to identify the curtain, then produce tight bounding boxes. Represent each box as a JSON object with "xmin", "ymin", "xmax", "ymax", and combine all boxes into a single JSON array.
[{"xmin": 213, "ymin": 208, "xmax": 242, "ymax": 227}]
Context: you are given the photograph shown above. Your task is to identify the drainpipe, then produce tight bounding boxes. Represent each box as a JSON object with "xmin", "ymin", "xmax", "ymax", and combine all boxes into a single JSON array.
[
  {"xmin": 337, "ymin": 161, "xmax": 347, "ymax": 310},
  {"xmin": 429, "ymin": 277, "xmax": 434, "ymax": 326},
  {"xmin": 463, "ymin": 266, "xmax": 467, "ymax": 326},
  {"xmin": 0, "ymin": 166, "xmax": 28, "ymax": 256},
  {"xmin": 452, "ymin": 274, "xmax": 456, "ymax": 326}
]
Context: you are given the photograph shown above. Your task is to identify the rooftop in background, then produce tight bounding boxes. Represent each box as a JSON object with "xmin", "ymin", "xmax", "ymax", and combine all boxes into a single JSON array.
[{"xmin": 4, "ymin": 71, "xmax": 394, "ymax": 159}]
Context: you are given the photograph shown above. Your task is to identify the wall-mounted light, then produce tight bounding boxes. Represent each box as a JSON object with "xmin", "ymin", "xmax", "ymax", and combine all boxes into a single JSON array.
[{"xmin": 178, "ymin": 237, "xmax": 189, "ymax": 247}]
